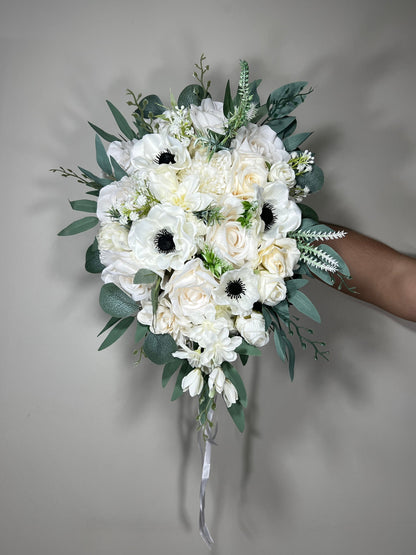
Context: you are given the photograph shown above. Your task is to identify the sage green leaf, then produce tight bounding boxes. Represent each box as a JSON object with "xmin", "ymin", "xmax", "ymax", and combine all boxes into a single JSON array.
[
  {"xmin": 223, "ymin": 80, "xmax": 233, "ymax": 117},
  {"xmin": 288, "ymin": 290, "xmax": 321, "ymax": 323},
  {"xmin": 266, "ymin": 116, "xmax": 296, "ymax": 135},
  {"xmin": 151, "ymin": 276, "xmax": 161, "ymax": 315},
  {"xmin": 227, "ymin": 401, "xmax": 245, "ymax": 433},
  {"xmin": 283, "ymin": 335, "xmax": 296, "ymax": 381},
  {"xmin": 222, "ymin": 362, "xmax": 247, "ymax": 407},
  {"xmin": 88, "ymin": 121, "xmax": 119, "ymax": 143},
  {"xmin": 69, "ymin": 199, "xmax": 97, "ymax": 213},
  {"xmin": 296, "ymin": 163, "xmax": 324, "ymax": 193},
  {"xmin": 178, "ymin": 84, "xmax": 205, "ymax": 107},
  {"xmin": 273, "ymin": 328, "xmax": 287, "ymax": 362},
  {"xmin": 106, "ymin": 100, "xmax": 137, "ymax": 140},
  {"xmin": 162, "ymin": 358, "xmax": 182, "ymax": 388},
  {"xmin": 309, "ymin": 265, "xmax": 335, "ymax": 286},
  {"xmin": 283, "ymin": 132, "xmax": 312, "ymax": 151},
  {"xmin": 110, "ymin": 156, "xmax": 128, "ymax": 181},
  {"xmin": 133, "ymin": 269, "xmax": 158, "ymax": 284},
  {"xmin": 268, "ymin": 81, "xmax": 308, "ymax": 117},
  {"xmin": 86, "ymin": 190, "xmax": 100, "ymax": 197},
  {"xmin": 58, "ymin": 216, "xmax": 99, "ymax": 236},
  {"xmin": 135, "ymin": 321, "xmax": 148, "ymax": 342},
  {"xmin": 273, "ymin": 299, "xmax": 290, "ymax": 322},
  {"xmin": 299, "ymin": 204, "xmax": 319, "ymax": 221},
  {"xmin": 198, "ymin": 385, "xmax": 212, "ymax": 425},
  {"xmin": 248, "ymin": 79, "xmax": 262, "ymax": 107},
  {"xmin": 99, "ymin": 283, "xmax": 138, "ymax": 318},
  {"xmin": 251, "ymin": 104, "xmax": 268, "ymax": 123},
  {"xmin": 262, "ymin": 305, "xmax": 273, "ymax": 331},
  {"xmin": 78, "ymin": 166, "xmax": 112, "ymax": 188},
  {"xmin": 95, "ymin": 135, "xmax": 112, "ymax": 176},
  {"xmin": 239, "ymin": 353, "xmax": 249, "ymax": 366},
  {"xmin": 143, "ymin": 332, "xmax": 177, "ymax": 365},
  {"xmin": 98, "ymin": 316, "xmax": 120, "ymax": 337},
  {"xmin": 85, "ymin": 238, "xmax": 105, "ymax": 273},
  {"xmin": 279, "ymin": 118, "xmax": 297, "ymax": 139},
  {"xmin": 286, "ymin": 278, "xmax": 309, "ymax": 296},
  {"xmin": 138, "ymin": 94, "xmax": 165, "ymax": 118},
  {"xmin": 171, "ymin": 361, "xmax": 190, "ymax": 401},
  {"xmin": 318, "ymin": 244, "xmax": 350, "ymax": 277},
  {"xmin": 98, "ymin": 316, "xmax": 135, "ymax": 351},
  {"xmin": 235, "ymin": 340, "xmax": 261, "ymax": 357}
]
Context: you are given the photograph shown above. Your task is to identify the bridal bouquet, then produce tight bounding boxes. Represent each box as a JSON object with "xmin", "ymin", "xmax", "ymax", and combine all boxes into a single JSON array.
[{"xmin": 55, "ymin": 56, "xmax": 350, "ymax": 544}]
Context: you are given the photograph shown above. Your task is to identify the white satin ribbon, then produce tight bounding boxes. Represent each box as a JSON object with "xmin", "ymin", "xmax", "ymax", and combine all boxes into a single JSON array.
[{"xmin": 198, "ymin": 407, "xmax": 217, "ymax": 548}]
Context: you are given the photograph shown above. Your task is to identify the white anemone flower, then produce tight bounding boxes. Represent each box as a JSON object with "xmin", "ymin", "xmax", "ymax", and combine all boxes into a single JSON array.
[
  {"xmin": 260, "ymin": 182, "xmax": 302, "ymax": 239},
  {"xmin": 130, "ymin": 131, "xmax": 191, "ymax": 172},
  {"xmin": 214, "ymin": 267, "xmax": 260, "ymax": 316},
  {"xmin": 128, "ymin": 204, "xmax": 197, "ymax": 272}
]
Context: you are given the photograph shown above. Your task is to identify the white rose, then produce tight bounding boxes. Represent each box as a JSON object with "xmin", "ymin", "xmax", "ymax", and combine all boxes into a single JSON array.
[
  {"xmin": 231, "ymin": 152, "xmax": 268, "ymax": 200},
  {"xmin": 97, "ymin": 222, "xmax": 130, "ymax": 252},
  {"xmin": 206, "ymin": 220, "xmax": 258, "ymax": 268},
  {"xmin": 137, "ymin": 297, "xmax": 186, "ymax": 340},
  {"xmin": 257, "ymin": 270, "xmax": 287, "ymax": 305},
  {"xmin": 232, "ymin": 123, "xmax": 290, "ymax": 164},
  {"xmin": 128, "ymin": 204, "xmax": 197, "ymax": 271},
  {"xmin": 189, "ymin": 99, "xmax": 227, "ymax": 134},
  {"xmin": 269, "ymin": 161, "xmax": 296, "ymax": 186},
  {"xmin": 235, "ymin": 313, "xmax": 270, "ymax": 347},
  {"xmin": 96, "ymin": 177, "xmax": 135, "ymax": 223},
  {"xmin": 257, "ymin": 238, "xmax": 300, "ymax": 278},
  {"xmin": 100, "ymin": 255, "xmax": 152, "ymax": 302},
  {"xmin": 163, "ymin": 258, "xmax": 218, "ymax": 324}
]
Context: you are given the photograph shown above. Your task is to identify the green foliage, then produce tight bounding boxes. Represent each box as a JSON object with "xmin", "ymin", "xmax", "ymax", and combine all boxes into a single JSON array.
[
  {"xmin": 78, "ymin": 166, "xmax": 113, "ymax": 188},
  {"xmin": 110, "ymin": 156, "xmax": 128, "ymax": 181},
  {"xmin": 69, "ymin": 199, "xmax": 97, "ymax": 213},
  {"xmin": 222, "ymin": 362, "xmax": 247, "ymax": 407},
  {"xmin": 267, "ymin": 81, "xmax": 311, "ymax": 118},
  {"xmin": 162, "ymin": 358, "xmax": 182, "ymax": 388},
  {"xmin": 143, "ymin": 332, "xmax": 177, "ymax": 365},
  {"xmin": 137, "ymin": 94, "xmax": 165, "ymax": 118},
  {"xmin": 95, "ymin": 134, "xmax": 113, "ymax": 175},
  {"xmin": 85, "ymin": 238, "xmax": 105, "ymax": 274},
  {"xmin": 201, "ymin": 245, "xmax": 232, "ymax": 278},
  {"xmin": 133, "ymin": 269, "xmax": 159, "ymax": 284},
  {"xmin": 135, "ymin": 321, "xmax": 148, "ymax": 342},
  {"xmin": 235, "ymin": 340, "xmax": 261, "ymax": 357},
  {"xmin": 265, "ymin": 116, "xmax": 296, "ymax": 136},
  {"xmin": 58, "ymin": 216, "xmax": 99, "ymax": 236},
  {"xmin": 171, "ymin": 361, "xmax": 190, "ymax": 401},
  {"xmin": 98, "ymin": 316, "xmax": 135, "ymax": 351},
  {"xmin": 194, "ymin": 205, "xmax": 224, "ymax": 226},
  {"xmin": 298, "ymin": 203, "xmax": 319, "ymax": 221},
  {"xmin": 227, "ymin": 401, "xmax": 245, "ymax": 433},
  {"xmin": 88, "ymin": 121, "xmax": 119, "ymax": 143},
  {"xmin": 99, "ymin": 283, "xmax": 138, "ymax": 318},
  {"xmin": 283, "ymin": 132, "xmax": 312, "ymax": 151},
  {"xmin": 237, "ymin": 201, "xmax": 257, "ymax": 228},
  {"xmin": 287, "ymin": 289, "xmax": 321, "ymax": 323},
  {"xmin": 106, "ymin": 100, "xmax": 137, "ymax": 140},
  {"xmin": 98, "ymin": 316, "xmax": 121, "ymax": 337},
  {"xmin": 178, "ymin": 84, "xmax": 205, "ymax": 108},
  {"xmin": 192, "ymin": 53, "xmax": 211, "ymax": 98},
  {"xmin": 223, "ymin": 79, "xmax": 233, "ymax": 117},
  {"xmin": 296, "ymin": 163, "xmax": 324, "ymax": 193}
]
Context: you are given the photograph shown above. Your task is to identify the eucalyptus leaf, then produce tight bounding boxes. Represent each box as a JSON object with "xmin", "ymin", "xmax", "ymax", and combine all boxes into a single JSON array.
[
  {"xmin": 227, "ymin": 401, "xmax": 245, "ymax": 433},
  {"xmin": 222, "ymin": 362, "xmax": 247, "ymax": 407},
  {"xmin": 88, "ymin": 121, "xmax": 119, "ymax": 143},
  {"xmin": 85, "ymin": 190, "xmax": 100, "ymax": 197},
  {"xmin": 162, "ymin": 358, "xmax": 182, "ymax": 388},
  {"xmin": 309, "ymin": 265, "xmax": 335, "ymax": 286},
  {"xmin": 143, "ymin": 332, "xmax": 177, "ymax": 365},
  {"xmin": 58, "ymin": 216, "xmax": 99, "ymax": 236},
  {"xmin": 138, "ymin": 94, "xmax": 165, "ymax": 118},
  {"xmin": 177, "ymin": 84, "xmax": 205, "ymax": 107},
  {"xmin": 283, "ymin": 335, "xmax": 296, "ymax": 381},
  {"xmin": 98, "ymin": 316, "xmax": 135, "ymax": 351},
  {"xmin": 171, "ymin": 361, "xmax": 190, "ymax": 401},
  {"xmin": 239, "ymin": 353, "xmax": 249, "ymax": 366},
  {"xmin": 268, "ymin": 81, "xmax": 308, "ymax": 117},
  {"xmin": 262, "ymin": 305, "xmax": 273, "ymax": 331},
  {"xmin": 235, "ymin": 340, "xmax": 261, "ymax": 357},
  {"xmin": 273, "ymin": 328, "xmax": 287, "ymax": 362},
  {"xmin": 223, "ymin": 80, "xmax": 233, "ymax": 117},
  {"xmin": 69, "ymin": 199, "xmax": 97, "ymax": 213},
  {"xmin": 135, "ymin": 321, "xmax": 148, "ymax": 342},
  {"xmin": 299, "ymin": 204, "xmax": 319, "ymax": 221},
  {"xmin": 296, "ymin": 163, "xmax": 324, "ymax": 193},
  {"xmin": 110, "ymin": 156, "xmax": 128, "ymax": 181},
  {"xmin": 151, "ymin": 276, "xmax": 161, "ymax": 315},
  {"xmin": 283, "ymin": 132, "xmax": 312, "ymax": 151},
  {"xmin": 273, "ymin": 299, "xmax": 290, "ymax": 322},
  {"xmin": 106, "ymin": 100, "xmax": 137, "ymax": 140},
  {"xmin": 266, "ymin": 116, "xmax": 296, "ymax": 135},
  {"xmin": 133, "ymin": 269, "xmax": 158, "ymax": 284},
  {"xmin": 95, "ymin": 135, "xmax": 112, "ymax": 176},
  {"xmin": 285, "ymin": 278, "xmax": 309, "ymax": 296},
  {"xmin": 78, "ymin": 166, "xmax": 112, "ymax": 188},
  {"xmin": 279, "ymin": 118, "xmax": 297, "ymax": 139},
  {"xmin": 288, "ymin": 290, "xmax": 321, "ymax": 323},
  {"xmin": 85, "ymin": 238, "xmax": 105, "ymax": 273},
  {"xmin": 97, "ymin": 316, "xmax": 121, "ymax": 337},
  {"xmin": 99, "ymin": 283, "xmax": 138, "ymax": 318}
]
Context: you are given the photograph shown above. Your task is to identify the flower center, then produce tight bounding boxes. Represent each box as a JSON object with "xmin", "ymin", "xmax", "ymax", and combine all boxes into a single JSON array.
[
  {"xmin": 260, "ymin": 202, "xmax": 276, "ymax": 231},
  {"xmin": 154, "ymin": 228, "xmax": 176, "ymax": 254},
  {"xmin": 155, "ymin": 150, "xmax": 176, "ymax": 165},
  {"xmin": 225, "ymin": 278, "xmax": 246, "ymax": 300}
]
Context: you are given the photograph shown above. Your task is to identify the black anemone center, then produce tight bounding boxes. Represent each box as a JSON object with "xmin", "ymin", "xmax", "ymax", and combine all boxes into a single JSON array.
[
  {"xmin": 261, "ymin": 202, "xmax": 276, "ymax": 231},
  {"xmin": 225, "ymin": 278, "xmax": 246, "ymax": 300},
  {"xmin": 154, "ymin": 228, "xmax": 176, "ymax": 254},
  {"xmin": 155, "ymin": 150, "xmax": 176, "ymax": 165}
]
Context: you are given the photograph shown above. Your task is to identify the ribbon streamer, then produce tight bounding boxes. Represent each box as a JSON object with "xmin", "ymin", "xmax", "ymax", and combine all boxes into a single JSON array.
[{"xmin": 198, "ymin": 407, "xmax": 217, "ymax": 548}]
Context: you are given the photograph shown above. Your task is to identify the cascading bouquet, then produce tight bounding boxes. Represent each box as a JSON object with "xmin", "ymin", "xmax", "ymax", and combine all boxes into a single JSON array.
[{"xmin": 54, "ymin": 55, "xmax": 350, "ymax": 545}]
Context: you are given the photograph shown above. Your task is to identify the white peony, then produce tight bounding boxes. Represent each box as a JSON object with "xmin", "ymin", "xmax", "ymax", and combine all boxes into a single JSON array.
[
  {"xmin": 97, "ymin": 222, "xmax": 130, "ymax": 253},
  {"xmin": 181, "ymin": 149, "xmax": 233, "ymax": 196},
  {"xmin": 163, "ymin": 258, "xmax": 218, "ymax": 324},
  {"xmin": 128, "ymin": 204, "xmax": 197, "ymax": 272},
  {"xmin": 235, "ymin": 313, "xmax": 270, "ymax": 347},
  {"xmin": 189, "ymin": 99, "xmax": 227, "ymax": 134},
  {"xmin": 232, "ymin": 123, "xmax": 290, "ymax": 164}
]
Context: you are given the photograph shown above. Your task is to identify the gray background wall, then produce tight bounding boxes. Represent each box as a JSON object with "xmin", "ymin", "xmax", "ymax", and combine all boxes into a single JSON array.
[{"xmin": 1, "ymin": 1, "xmax": 416, "ymax": 554}]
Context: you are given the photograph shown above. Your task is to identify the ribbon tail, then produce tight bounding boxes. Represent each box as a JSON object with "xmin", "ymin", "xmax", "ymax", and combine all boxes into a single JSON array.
[{"xmin": 198, "ymin": 408, "xmax": 217, "ymax": 548}]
